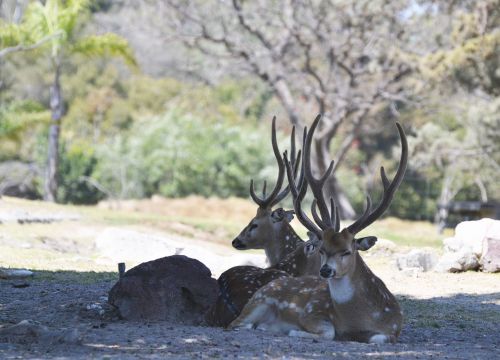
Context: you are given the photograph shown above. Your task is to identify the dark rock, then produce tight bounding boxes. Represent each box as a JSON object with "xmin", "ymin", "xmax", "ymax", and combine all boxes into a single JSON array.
[
  {"xmin": 108, "ymin": 255, "xmax": 218, "ymax": 324},
  {"xmin": 0, "ymin": 161, "xmax": 40, "ymax": 199}
]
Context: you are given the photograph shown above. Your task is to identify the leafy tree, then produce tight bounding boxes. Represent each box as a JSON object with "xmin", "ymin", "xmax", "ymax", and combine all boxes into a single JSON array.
[
  {"xmin": 0, "ymin": 0, "xmax": 136, "ymax": 201},
  {"xmin": 410, "ymin": 0, "xmax": 500, "ymax": 222},
  {"xmin": 161, "ymin": 0, "xmax": 416, "ymax": 218}
]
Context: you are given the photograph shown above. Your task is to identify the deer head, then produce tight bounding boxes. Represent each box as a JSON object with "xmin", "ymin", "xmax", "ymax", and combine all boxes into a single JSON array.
[
  {"xmin": 232, "ymin": 117, "xmax": 304, "ymax": 266},
  {"xmin": 286, "ymin": 115, "xmax": 407, "ymax": 284}
]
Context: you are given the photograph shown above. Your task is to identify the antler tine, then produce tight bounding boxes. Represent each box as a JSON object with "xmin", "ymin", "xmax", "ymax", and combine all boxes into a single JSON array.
[
  {"xmin": 270, "ymin": 126, "xmax": 302, "ymax": 207},
  {"xmin": 334, "ymin": 200, "xmax": 340, "ymax": 232},
  {"xmin": 329, "ymin": 197, "xmax": 340, "ymax": 232},
  {"xmin": 304, "ymin": 114, "xmax": 335, "ymax": 229},
  {"xmin": 284, "ymin": 151, "xmax": 322, "ymax": 238},
  {"xmin": 347, "ymin": 123, "xmax": 408, "ymax": 235},
  {"xmin": 262, "ymin": 181, "xmax": 267, "ymax": 198},
  {"xmin": 249, "ymin": 117, "xmax": 286, "ymax": 209},
  {"xmin": 311, "ymin": 199, "xmax": 327, "ymax": 229}
]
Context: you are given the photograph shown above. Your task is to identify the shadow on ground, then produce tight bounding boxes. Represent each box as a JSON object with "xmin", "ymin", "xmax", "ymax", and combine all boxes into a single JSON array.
[{"xmin": 1, "ymin": 271, "xmax": 499, "ymax": 359}]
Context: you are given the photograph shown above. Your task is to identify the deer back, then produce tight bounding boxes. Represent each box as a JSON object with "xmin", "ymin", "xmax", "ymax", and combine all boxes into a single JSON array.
[{"xmin": 205, "ymin": 266, "xmax": 289, "ymax": 327}]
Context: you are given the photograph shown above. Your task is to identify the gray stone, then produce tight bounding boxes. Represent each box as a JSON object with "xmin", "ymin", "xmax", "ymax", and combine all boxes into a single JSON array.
[
  {"xmin": 0, "ymin": 269, "xmax": 34, "ymax": 279},
  {"xmin": 396, "ymin": 248, "xmax": 439, "ymax": 272},
  {"xmin": 434, "ymin": 250, "xmax": 480, "ymax": 273},
  {"xmin": 108, "ymin": 255, "xmax": 218, "ymax": 324},
  {"xmin": 0, "ymin": 320, "xmax": 81, "ymax": 345},
  {"xmin": 480, "ymin": 237, "xmax": 500, "ymax": 273}
]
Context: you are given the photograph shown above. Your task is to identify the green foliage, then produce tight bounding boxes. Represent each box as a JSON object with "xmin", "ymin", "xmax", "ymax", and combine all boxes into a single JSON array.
[
  {"xmin": 0, "ymin": 100, "xmax": 50, "ymax": 160},
  {"xmin": 71, "ymin": 34, "xmax": 137, "ymax": 67},
  {"xmin": 57, "ymin": 142, "xmax": 104, "ymax": 204},
  {"xmin": 93, "ymin": 110, "xmax": 274, "ymax": 199}
]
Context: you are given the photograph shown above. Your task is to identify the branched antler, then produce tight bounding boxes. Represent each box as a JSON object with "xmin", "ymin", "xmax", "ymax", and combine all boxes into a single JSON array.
[
  {"xmin": 249, "ymin": 117, "xmax": 301, "ymax": 209},
  {"xmin": 347, "ymin": 123, "xmax": 408, "ymax": 235}
]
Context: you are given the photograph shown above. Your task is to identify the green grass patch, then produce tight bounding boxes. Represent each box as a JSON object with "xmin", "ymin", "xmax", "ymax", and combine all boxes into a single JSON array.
[{"xmin": 32, "ymin": 270, "xmax": 117, "ymax": 284}]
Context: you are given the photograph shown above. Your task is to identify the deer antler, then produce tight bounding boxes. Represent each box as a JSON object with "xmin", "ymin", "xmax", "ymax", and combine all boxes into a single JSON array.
[
  {"xmin": 283, "ymin": 127, "xmax": 323, "ymax": 239},
  {"xmin": 347, "ymin": 123, "xmax": 408, "ymax": 235},
  {"xmin": 250, "ymin": 117, "xmax": 301, "ymax": 209},
  {"xmin": 303, "ymin": 115, "xmax": 337, "ymax": 230}
]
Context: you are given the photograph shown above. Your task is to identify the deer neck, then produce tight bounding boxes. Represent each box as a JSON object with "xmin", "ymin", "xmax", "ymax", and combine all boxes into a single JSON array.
[
  {"xmin": 272, "ymin": 243, "xmax": 322, "ymax": 276},
  {"xmin": 264, "ymin": 222, "xmax": 303, "ymax": 267}
]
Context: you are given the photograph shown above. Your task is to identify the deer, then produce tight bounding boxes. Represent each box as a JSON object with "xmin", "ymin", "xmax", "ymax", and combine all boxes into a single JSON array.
[
  {"xmin": 230, "ymin": 115, "xmax": 408, "ymax": 344},
  {"xmin": 231, "ymin": 117, "xmax": 304, "ymax": 267},
  {"xmin": 206, "ymin": 118, "xmax": 324, "ymax": 327}
]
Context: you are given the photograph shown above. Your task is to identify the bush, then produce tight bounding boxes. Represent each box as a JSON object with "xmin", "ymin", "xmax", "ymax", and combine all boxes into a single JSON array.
[
  {"xmin": 93, "ymin": 110, "xmax": 276, "ymax": 199},
  {"xmin": 57, "ymin": 143, "xmax": 105, "ymax": 204}
]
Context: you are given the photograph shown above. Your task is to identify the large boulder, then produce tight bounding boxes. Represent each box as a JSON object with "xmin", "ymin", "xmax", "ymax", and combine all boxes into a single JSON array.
[
  {"xmin": 436, "ymin": 218, "xmax": 500, "ymax": 273},
  {"xmin": 108, "ymin": 255, "xmax": 218, "ymax": 324}
]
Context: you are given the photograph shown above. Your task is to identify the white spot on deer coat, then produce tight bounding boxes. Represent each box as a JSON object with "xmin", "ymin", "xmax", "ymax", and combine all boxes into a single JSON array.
[
  {"xmin": 392, "ymin": 324, "xmax": 398, "ymax": 331},
  {"xmin": 328, "ymin": 277, "xmax": 354, "ymax": 304},
  {"xmin": 384, "ymin": 307, "xmax": 390, "ymax": 312},
  {"xmin": 372, "ymin": 311, "xmax": 381, "ymax": 319}
]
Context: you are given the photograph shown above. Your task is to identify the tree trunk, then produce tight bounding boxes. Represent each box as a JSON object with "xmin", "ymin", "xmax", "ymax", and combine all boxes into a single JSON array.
[
  {"xmin": 434, "ymin": 174, "xmax": 457, "ymax": 234},
  {"xmin": 314, "ymin": 137, "xmax": 356, "ymax": 220},
  {"xmin": 44, "ymin": 64, "xmax": 63, "ymax": 202}
]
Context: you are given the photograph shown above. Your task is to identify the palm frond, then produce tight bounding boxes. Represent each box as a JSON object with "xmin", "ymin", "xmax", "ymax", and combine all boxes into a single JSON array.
[{"xmin": 71, "ymin": 33, "xmax": 138, "ymax": 68}]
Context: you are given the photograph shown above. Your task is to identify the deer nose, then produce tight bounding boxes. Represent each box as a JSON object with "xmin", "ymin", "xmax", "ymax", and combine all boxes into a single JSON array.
[
  {"xmin": 320, "ymin": 265, "xmax": 334, "ymax": 278},
  {"xmin": 232, "ymin": 238, "xmax": 246, "ymax": 249}
]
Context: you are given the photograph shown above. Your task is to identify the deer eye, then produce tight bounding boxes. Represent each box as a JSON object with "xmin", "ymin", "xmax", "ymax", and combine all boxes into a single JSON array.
[
  {"xmin": 341, "ymin": 251, "xmax": 352, "ymax": 257},
  {"xmin": 248, "ymin": 224, "xmax": 258, "ymax": 231}
]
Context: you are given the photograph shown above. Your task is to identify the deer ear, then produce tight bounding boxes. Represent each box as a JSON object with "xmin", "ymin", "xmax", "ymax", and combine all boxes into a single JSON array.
[
  {"xmin": 271, "ymin": 208, "xmax": 294, "ymax": 223},
  {"xmin": 355, "ymin": 236, "xmax": 377, "ymax": 251},
  {"xmin": 303, "ymin": 242, "xmax": 317, "ymax": 257},
  {"xmin": 304, "ymin": 231, "xmax": 321, "ymax": 256}
]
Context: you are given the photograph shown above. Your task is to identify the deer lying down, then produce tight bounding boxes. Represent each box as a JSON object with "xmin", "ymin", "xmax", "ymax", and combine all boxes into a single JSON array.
[
  {"xmin": 230, "ymin": 116, "xmax": 408, "ymax": 344},
  {"xmin": 205, "ymin": 118, "xmax": 314, "ymax": 327}
]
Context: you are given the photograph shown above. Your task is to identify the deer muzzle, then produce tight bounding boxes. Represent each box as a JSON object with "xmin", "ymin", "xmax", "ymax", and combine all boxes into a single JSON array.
[
  {"xmin": 320, "ymin": 265, "xmax": 335, "ymax": 278},
  {"xmin": 232, "ymin": 238, "xmax": 247, "ymax": 249}
]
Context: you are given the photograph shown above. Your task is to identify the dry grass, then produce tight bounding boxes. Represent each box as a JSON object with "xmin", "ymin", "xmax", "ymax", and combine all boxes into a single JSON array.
[{"xmin": 0, "ymin": 196, "xmax": 452, "ymax": 273}]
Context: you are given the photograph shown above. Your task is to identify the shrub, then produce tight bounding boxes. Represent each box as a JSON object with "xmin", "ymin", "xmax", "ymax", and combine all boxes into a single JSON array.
[{"xmin": 93, "ymin": 110, "xmax": 275, "ymax": 199}]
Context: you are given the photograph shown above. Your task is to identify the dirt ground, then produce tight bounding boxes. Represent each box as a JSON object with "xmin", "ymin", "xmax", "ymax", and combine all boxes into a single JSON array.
[
  {"xmin": 0, "ymin": 197, "xmax": 499, "ymax": 359},
  {"xmin": 1, "ymin": 272, "xmax": 499, "ymax": 359}
]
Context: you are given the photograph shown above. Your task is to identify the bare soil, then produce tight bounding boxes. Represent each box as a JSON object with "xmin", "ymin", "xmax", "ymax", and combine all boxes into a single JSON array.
[{"xmin": 0, "ymin": 197, "xmax": 499, "ymax": 359}]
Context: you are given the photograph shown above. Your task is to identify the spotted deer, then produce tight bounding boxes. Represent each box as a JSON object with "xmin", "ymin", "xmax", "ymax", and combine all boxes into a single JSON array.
[
  {"xmin": 230, "ymin": 115, "xmax": 408, "ymax": 344},
  {"xmin": 231, "ymin": 117, "xmax": 304, "ymax": 266},
  {"xmin": 206, "ymin": 119, "xmax": 323, "ymax": 327}
]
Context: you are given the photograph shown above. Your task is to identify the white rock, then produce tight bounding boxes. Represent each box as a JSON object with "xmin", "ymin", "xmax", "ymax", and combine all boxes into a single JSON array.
[
  {"xmin": 481, "ymin": 237, "xmax": 500, "ymax": 273},
  {"xmin": 434, "ymin": 249, "xmax": 480, "ymax": 273},
  {"xmin": 445, "ymin": 218, "xmax": 499, "ymax": 256},
  {"xmin": 396, "ymin": 248, "xmax": 439, "ymax": 272}
]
